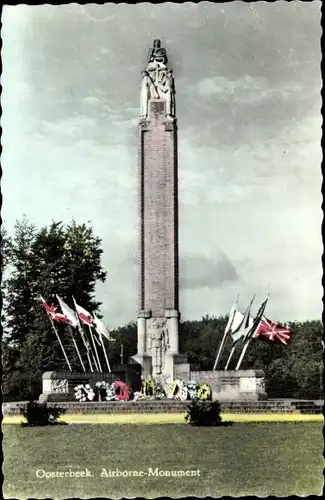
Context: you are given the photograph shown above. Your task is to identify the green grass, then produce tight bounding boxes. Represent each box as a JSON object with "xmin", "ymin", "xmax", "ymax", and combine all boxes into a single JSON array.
[
  {"xmin": 3, "ymin": 422, "xmax": 323, "ymax": 498},
  {"xmin": 2, "ymin": 411, "xmax": 324, "ymax": 424}
]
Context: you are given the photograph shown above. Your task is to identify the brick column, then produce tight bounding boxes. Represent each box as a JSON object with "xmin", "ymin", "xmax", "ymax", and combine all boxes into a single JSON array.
[{"xmin": 139, "ymin": 100, "xmax": 179, "ymax": 317}]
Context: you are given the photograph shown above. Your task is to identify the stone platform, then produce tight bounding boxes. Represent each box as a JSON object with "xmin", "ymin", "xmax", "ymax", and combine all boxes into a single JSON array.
[
  {"xmin": 3, "ymin": 399, "xmax": 323, "ymax": 415},
  {"xmin": 192, "ymin": 369, "xmax": 268, "ymax": 401},
  {"xmin": 39, "ymin": 368, "xmax": 267, "ymax": 403},
  {"xmin": 39, "ymin": 369, "xmax": 141, "ymax": 403}
]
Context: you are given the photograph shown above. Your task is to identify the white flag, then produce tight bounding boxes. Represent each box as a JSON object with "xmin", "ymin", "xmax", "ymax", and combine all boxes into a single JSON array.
[
  {"xmin": 56, "ymin": 295, "xmax": 78, "ymax": 327},
  {"xmin": 243, "ymin": 296, "xmax": 269, "ymax": 342},
  {"xmin": 230, "ymin": 296, "xmax": 255, "ymax": 345},
  {"xmin": 224, "ymin": 295, "xmax": 239, "ymax": 334},
  {"xmin": 93, "ymin": 314, "xmax": 114, "ymax": 341},
  {"xmin": 73, "ymin": 298, "xmax": 93, "ymax": 326}
]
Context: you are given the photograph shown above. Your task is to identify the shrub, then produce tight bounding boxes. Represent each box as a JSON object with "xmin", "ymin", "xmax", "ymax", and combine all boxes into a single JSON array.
[
  {"xmin": 20, "ymin": 401, "xmax": 66, "ymax": 427},
  {"xmin": 185, "ymin": 399, "xmax": 222, "ymax": 426}
]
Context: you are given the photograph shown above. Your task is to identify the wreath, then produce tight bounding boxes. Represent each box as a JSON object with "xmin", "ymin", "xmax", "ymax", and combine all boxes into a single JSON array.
[
  {"xmin": 197, "ymin": 382, "xmax": 212, "ymax": 400},
  {"xmin": 155, "ymin": 382, "xmax": 166, "ymax": 399},
  {"xmin": 114, "ymin": 380, "xmax": 131, "ymax": 401},
  {"xmin": 74, "ymin": 384, "xmax": 95, "ymax": 402},
  {"xmin": 186, "ymin": 381, "xmax": 198, "ymax": 400},
  {"xmin": 105, "ymin": 383, "xmax": 116, "ymax": 401},
  {"xmin": 177, "ymin": 381, "xmax": 188, "ymax": 401},
  {"xmin": 167, "ymin": 379, "xmax": 182, "ymax": 399},
  {"xmin": 141, "ymin": 376, "xmax": 156, "ymax": 397}
]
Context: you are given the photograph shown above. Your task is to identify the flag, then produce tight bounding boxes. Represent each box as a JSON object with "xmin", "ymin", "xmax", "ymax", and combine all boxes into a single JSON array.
[
  {"xmin": 230, "ymin": 296, "xmax": 255, "ymax": 345},
  {"xmin": 244, "ymin": 296, "xmax": 269, "ymax": 342},
  {"xmin": 224, "ymin": 295, "xmax": 239, "ymax": 334},
  {"xmin": 39, "ymin": 296, "xmax": 57, "ymax": 314},
  {"xmin": 254, "ymin": 316, "xmax": 292, "ymax": 345},
  {"xmin": 93, "ymin": 314, "xmax": 114, "ymax": 341},
  {"xmin": 39, "ymin": 296, "xmax": 72, "ymax": 324},
  {"xmin": 56, "ymin": 295, "xmax": 78, "ymax": 327},
  {"xmin": 52, "ymin": 312, "xmax": 71, "ymax": 324},
  {"xmin": 74, "ymin": 302, "xmax": 93, "ymax": 326}
]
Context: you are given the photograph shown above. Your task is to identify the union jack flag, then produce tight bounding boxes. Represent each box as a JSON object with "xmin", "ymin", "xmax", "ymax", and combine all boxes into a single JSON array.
[{"xmin": 254, "ymin": 316, "xmax": 292, "ymax": 345}]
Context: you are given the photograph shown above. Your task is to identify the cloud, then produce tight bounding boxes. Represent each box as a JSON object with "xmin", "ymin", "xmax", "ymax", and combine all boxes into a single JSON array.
[
  {"xmin": 80, "ymin": 96, "xmax": 102, "ymax": 105},
  {"xmin": 180, "ymin": 252, "xmax": 238, "ymax": 290},
  {"xmin": 197, "ymin": 75, "xmax": 305, "ymax": 104}
]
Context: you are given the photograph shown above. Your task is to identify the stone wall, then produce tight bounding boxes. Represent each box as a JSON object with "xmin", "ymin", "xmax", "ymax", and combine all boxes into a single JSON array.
[
  {"xmin": 191, "ymin": 370, "xmax": 267, "ymax": 401},
  {"xmin": 3, "ymin": 399, "xmax": 323, "ymax": 415},
  {"xmin": 39, "ymin": 369, "xmax": 141, "ymax": 403}
]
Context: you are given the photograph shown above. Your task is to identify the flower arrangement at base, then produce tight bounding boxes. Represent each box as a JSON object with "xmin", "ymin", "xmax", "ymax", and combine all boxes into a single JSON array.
[
  {"xmin": 74, "ymin": 384, "xmax": 95, "ymax": 402},
  {"xmin": 133, "ymin": 391, "xmax": 144, "ymax": 401},
  {"xmin": 105, "ymin": 384, "xmax": 116, "ymax": 401},
  {"xmin": 167, "ymin": 379, "xmax": 183, "ymax": 399},
  {"xmin": 155, "ymin": 382, "xmax": 166, "ymax": 399},
  {"xmin": 114, "ymin": 380, "xmax": 131, "ymax": 401},
  {"xmin": 197, "ymin": 382, "xmax": 212, "ymax": 400},
  {"xmin": 186, "ymin": 381, "xmax": 199, "ymax": 400},
  {"xmin": 141, "ymin": 376, "xmax": 157, "ymax": 397},
  {"xmin": 95, "ymin": 381, "xmax": 115, "ymax": 401},
  {"xmin": 177, "ymin": 381, "xmax": 188, "ymax": 401}
]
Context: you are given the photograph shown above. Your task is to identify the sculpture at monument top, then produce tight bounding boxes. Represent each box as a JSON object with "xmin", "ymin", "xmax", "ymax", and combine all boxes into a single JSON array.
[
  {"xmin": 147, "ymin": 38, "xmax": 168, "ymax": 67},
  {"xmin": 140, "ymin": 40, "xmax": 176, "ymax": 121},
  {"xmin": 148, "ymin": 318, "xmax": 170, "ymax": 376}
]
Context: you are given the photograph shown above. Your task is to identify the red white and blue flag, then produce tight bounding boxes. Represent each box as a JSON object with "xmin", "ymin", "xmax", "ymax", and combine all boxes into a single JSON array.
[
  {"xmin": 254, "ymin": 317, "xmax": 292, "ymax": 345},
  {"xmin": 40, "ymin": 297, "xmax": 71, "ymax": 324}
]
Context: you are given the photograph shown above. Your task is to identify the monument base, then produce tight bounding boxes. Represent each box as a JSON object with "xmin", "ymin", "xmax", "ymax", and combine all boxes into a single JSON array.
[
  {"xmin": 131, "ymin": 353, "xmax": 190, "ymax": 385},
  {"xmin": 190, "ymin": 369, "xmax": 268, "ymax": 401},
  {"xmin": 39, "ymin": 368, "xmax": 141, "ymax": 403}
]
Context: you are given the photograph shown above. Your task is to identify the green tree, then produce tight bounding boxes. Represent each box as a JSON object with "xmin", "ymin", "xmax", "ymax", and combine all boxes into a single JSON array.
[{"xmin": 2, "ymin": 216, "xmax": 107, "ymax": 401}]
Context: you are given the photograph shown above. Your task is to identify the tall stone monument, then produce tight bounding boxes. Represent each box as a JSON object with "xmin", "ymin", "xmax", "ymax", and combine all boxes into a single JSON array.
[{"xmin": 132, "ymin": 40, "xmax": 189, "ymax": 385}]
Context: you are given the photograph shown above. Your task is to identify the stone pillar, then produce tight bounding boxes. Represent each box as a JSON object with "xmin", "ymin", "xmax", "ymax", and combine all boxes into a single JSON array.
[
  {"xmin": 137, "ymin": 310, "xmax": 151, "ymax": 354},
  {"xmin": 132, "ymin": 41, "xmax": 190, "ymax": 382},
  {"xmin": 165, "ymin": 309, "xmax": 179, "ymax": 354}
]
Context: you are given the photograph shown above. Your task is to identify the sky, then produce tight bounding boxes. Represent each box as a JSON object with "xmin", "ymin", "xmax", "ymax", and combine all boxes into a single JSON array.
[{"xmin": 1, "ymin": 2, "xmax": 322, "ymax": 327}]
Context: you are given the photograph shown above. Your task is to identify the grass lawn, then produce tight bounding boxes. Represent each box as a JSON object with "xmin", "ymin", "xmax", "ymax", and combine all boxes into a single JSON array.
[
  {"xmin": 3, "ymin": 421, "xmax": 323, "ymax": 499},
  {"xmin": 2, "ymin": 412, "xmax": 324, "ymax": 424}
]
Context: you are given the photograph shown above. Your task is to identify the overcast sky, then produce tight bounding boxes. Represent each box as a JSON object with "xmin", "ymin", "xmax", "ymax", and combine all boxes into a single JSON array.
[{"xmin": 1, "ymin": 2, "xmax": 322, "ymax": 327}]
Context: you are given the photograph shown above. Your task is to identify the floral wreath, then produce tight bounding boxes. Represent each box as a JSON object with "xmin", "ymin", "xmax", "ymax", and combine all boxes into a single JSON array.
[
  {"xmin": 197, "ymin": 382, "xmax": 212, "ymax": 400},
  {"xmin": 167, "ymin": 379, "xmax": 182, "ymax": 399},
  {"xmin": 177, "ymin": 381, "xmax": 188, "ymax": 401},
  {"xmin": 141, "ymin": 376, "xmax": 156, "ymax": 397},
  {"xmin": 74, "ymin": 384, "xmax": 95, "ymax": 402},
  {"xmin": 186, "ymin": 380, "xmax": 198, "ymax": 400},
  {"xmin": 114, "ymin": 380, "xmax": 131, "ymax": 401}
]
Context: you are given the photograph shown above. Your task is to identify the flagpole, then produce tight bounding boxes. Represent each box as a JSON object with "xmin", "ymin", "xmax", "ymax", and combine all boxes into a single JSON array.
[
  {"xmin": 48, "ymin": 315, "xmax": 72, "ymax": 371},
  {"xmin": 89, "ymin": 325, "xmax": 102, "ymax": 371},
  {"xmin": 213, "ymin": 332, "xmax": 228, "ymax": 371},
  {"xmin": 224, "ymin": 345, "xmax": 236, "ymax": 370},
  {"xmin": 71, "ymin": 296, "xmax": 95, "ymax": 372},
  {"xmin": 214, "ymin": 294, "xmax": 239, "ymax": 371},
  {"xmin": 84, "ymin": 324, "xmax": 99, "ymax": 371},
  {"xmin": 99, "ymin": 334, "xmax": 111, "ymax": 372},
  {"xmin": 235, "ymin": 339, "xmax": 251, "ymax": 371},
  {"xmin": 68, "ymin": 325, "xmax": 86, "ymax": 372}
]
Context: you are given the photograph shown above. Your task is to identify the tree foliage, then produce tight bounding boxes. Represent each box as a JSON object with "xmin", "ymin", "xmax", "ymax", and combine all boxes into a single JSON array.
[{"xmin": 2, "ymin": 216, "xmax": 107, "ymax": 400}]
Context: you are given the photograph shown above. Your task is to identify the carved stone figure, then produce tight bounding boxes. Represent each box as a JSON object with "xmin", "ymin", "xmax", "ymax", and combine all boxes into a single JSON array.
[
  {"xmin": 148, "ymin": 318, "xmax": 169, "ymax": 376},
  {"xmin": 147, "ymin": 39, "xmax": 168, "ymax": 67},
  {"xmin": 140, "ymin": 41, "xmax": 176, "ymax": 121},
  {"xmin": 140, "ymin": 70, "xmax": 160, "ymax": 120},
  {"xmin": 156, "ymin": 70, "xmax": 175, "ymax": 119},
  {"xmin": 51, "ymin": 379, "xmax": 69, "ymax": 393}
]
